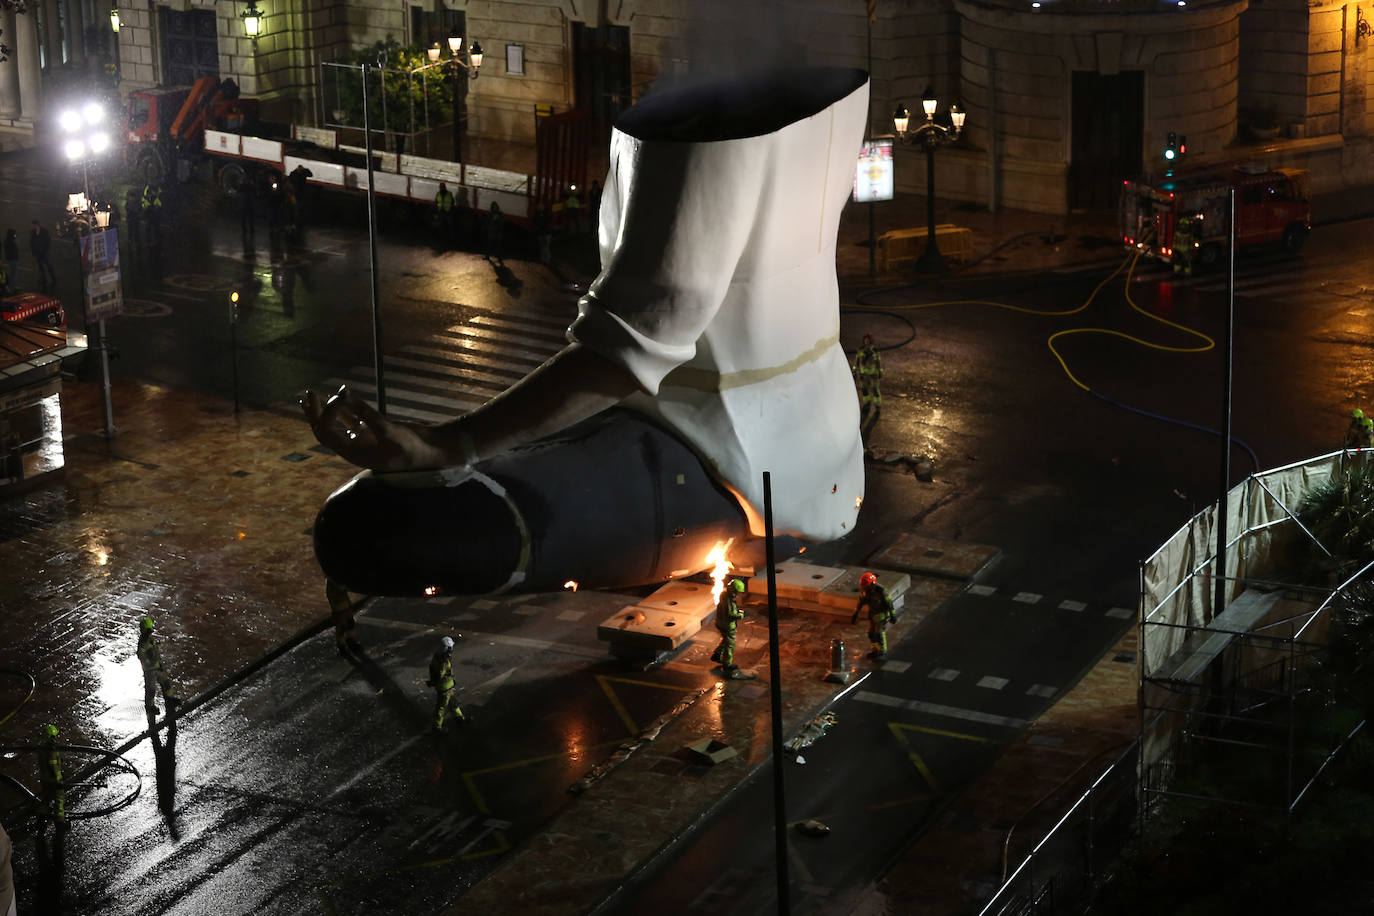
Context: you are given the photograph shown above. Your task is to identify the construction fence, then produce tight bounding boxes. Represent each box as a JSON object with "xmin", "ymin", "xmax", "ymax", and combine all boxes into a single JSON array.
[{"xmin": 975, "ymin": 448, "xmax": 1374, "ymax": 915}]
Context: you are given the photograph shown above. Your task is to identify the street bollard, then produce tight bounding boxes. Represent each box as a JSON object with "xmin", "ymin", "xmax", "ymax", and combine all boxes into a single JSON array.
[{"xmin": 824, "ymin": 637, "xmax": 850, "ymax": 685}]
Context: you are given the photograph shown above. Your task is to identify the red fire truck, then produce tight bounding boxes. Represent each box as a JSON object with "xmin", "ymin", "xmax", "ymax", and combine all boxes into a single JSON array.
[
  {"xmin": 0, "ymin": 293, "xmax": 65, "ymax": 327},
  {"xmin": 1120, "ymin": 164, "xmax": 1311, "ymax": 270}
]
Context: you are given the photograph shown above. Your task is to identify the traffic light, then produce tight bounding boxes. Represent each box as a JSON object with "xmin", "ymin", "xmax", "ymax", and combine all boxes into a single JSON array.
[
  {"xmin": 1178, "ymin": 135, "xmax": 1187, "ymax": 156},
  {"xmin": 1164, "ymin": 131, "xmax": 1178, "ymax": 161}
]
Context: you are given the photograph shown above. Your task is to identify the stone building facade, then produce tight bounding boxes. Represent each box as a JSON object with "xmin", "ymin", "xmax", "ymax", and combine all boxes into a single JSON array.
[{"xmin": 11, "ymin": 0, "xmax": 1371, "ymax": 214}]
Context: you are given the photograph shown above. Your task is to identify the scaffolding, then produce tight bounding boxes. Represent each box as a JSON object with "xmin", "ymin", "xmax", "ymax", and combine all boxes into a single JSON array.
[
  {"xmin": 1139, "ymin": 449, "xmax": 1373, "ymax": 821},
  {"xmin": 319, "ymin": 57, "xmax": 452, "ymax": 159}
]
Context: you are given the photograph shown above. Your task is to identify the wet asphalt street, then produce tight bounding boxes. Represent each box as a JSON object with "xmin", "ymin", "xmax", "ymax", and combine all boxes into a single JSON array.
[{"xmin": 1, "ymin": 138, "xmax": 1372, "ymax": 914}]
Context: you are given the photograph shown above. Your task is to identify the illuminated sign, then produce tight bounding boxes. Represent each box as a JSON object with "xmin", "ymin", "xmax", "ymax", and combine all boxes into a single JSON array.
[{"xmin": 853, "ymin": 139, "xmax": 893, "ymax": 203}]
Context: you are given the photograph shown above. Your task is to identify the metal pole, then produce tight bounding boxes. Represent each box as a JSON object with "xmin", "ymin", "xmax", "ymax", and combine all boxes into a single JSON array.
[
  {"xmin": 362, "ymin": 63, "xmax": 386, "ymax": 415},
  {"xmin": 452, "ymin": 63, "xmax": 463, "ymax": 164},
  {"xmin": 763, "ymin": 471, "xmax": 790, "ymax": 915},
  {"xmin": 230, "ymin": 310, "xmax": 240, "ymax": 414},
  {"xmin": 1214, "ymin": 188, "xmax": 1235, "ymax": 618},
  {"xmin": 926, "ymin": 142, "xmax": 936, "ymax": 251},
  {"xmin": 80, "ymin": 159, "xmax": 116, "ymax": 438},
  {"xmin": 866, "ymin": 16, "xmax": 875, "ymax": 277},
  {"xmin": 96, "ymin": 317, "xmax": 115, "ymax": 436},
  {"xmin": 915, "ymin": 137, "xmax": 945, "ymax": 272}
]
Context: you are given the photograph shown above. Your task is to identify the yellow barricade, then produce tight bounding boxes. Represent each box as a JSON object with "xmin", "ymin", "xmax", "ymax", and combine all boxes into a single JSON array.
[{"xmin": 877, "ymin": 224, "xmax": 973, "ymax": 270}]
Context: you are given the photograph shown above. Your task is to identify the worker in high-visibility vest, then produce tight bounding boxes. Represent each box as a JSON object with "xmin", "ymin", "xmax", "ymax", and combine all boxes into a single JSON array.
[
  {"xmin": 137, "ymin": 617, "xmax": 180, "ymax": 720},
  {"xmin": 851, "ymin": 571, "xmax": 896, "ymax": 658},
  {"xmin": 435, "ymin": 182, "xmax": 456, "ymax": 246},
  {"xmin": 1344, "ymin": 409, "xmax": 1366, "ymax": 448},
  {"xmin": 711, "ymin": 579, "xmax": 747, "ymax": 673},
  {"xmin": 1173, "ymin": 215, "xmax": 1198, "ymax": 276},
  {"xmin": 853, "ymin": 334, "xmax": 883, "ymax": 411},
  {"xmin": 427, "ymin": 636, "xmax": 466, "ymax": 732},
  {"xmin": 141, "ymin": 183, "xmax": 163, "ymax": 247},
  {"xmin": 38, "ymin": 724, "xmax": 66, "ymax": 829}
]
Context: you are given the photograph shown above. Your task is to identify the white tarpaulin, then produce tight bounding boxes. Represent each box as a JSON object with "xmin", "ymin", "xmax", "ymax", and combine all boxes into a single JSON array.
[{"xmin": 1141, "ymin": 450, "xmax": 1374, "ymax": 676}]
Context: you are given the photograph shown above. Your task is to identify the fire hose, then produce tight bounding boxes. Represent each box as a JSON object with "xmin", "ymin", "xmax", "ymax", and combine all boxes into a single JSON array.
[
  {"xmin": 0, "ymin": 742, "xmax": 143, "ymax": 821},
  {"xmin": 850, "ymin": 242, "xmax": 1260, "ymax": 472}
]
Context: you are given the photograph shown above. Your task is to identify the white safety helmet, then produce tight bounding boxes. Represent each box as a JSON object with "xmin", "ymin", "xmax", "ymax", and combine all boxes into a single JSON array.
[{"xmin": 441, "ymin": 636, "xmax": 454, "ymax": 651}]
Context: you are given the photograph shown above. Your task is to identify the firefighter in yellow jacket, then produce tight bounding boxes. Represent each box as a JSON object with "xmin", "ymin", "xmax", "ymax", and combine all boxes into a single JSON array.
[
  {"xmin": 38, "ymin": 724, "xmax": 65, "ymax": 828},
  {"xmin": 711, "ymin": 578, "xmax": 746, "ymax": 673},
  {"xmin": 427, "ymin": 636, "xmax": 466, "ymax": 732},
  {"xmin": 853, "ymin": 334, "xmax": 882, "ymax": 411},
  {"xmin": 851, "ymin": 571, "xmax": 896, "ymax": 658},
  {"xmin": 137, "ymin": 617, "xmax": 180, "ymax": 719}
]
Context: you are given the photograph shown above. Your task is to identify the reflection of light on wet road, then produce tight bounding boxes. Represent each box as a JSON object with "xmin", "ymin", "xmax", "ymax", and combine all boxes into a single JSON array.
[
  {"xmin": 90, "ymin": 649, "xmax": 146, "ymax": 735},
  {"xmin": 83, "ymin": 530, "xmax": 112, "ymax": 569},
  {"xmin": 562, "ymin": 717, "xmax": 589, "ymax": 761},
  {"xmin": 31, "ymin": 393, "xmax": 64, "ymax": 475}
]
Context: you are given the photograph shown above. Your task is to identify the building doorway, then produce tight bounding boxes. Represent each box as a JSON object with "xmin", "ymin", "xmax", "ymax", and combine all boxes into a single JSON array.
[
  {"xmin": 159, "ymin": 8, "xmax": 219, "ymax": 86},
  {"xmin": 571, "ymin": 22, "xmax": 631, "ymax": 144},
  {"xmin": 1069, "ymin": 71, "xmax": 1143, "ymax": 211}
]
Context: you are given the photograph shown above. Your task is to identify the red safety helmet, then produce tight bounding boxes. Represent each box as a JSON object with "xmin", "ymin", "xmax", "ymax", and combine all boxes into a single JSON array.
[{"xmin": 859, "ymin": 572, "xmax": 877, "ymax": 589}]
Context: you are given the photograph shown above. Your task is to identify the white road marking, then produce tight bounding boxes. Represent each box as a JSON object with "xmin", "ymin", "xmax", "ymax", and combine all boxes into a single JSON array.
[
  {"xmin": 928, "ymin": 668, "xmax": 960, "ymax": 682},
  {"xmin": 1106, "ymin": 606, "xmax": 1134, "ymax": 619},
  {"xmin": 1058, "ymin": 600, "xmax": 1087, "ymax": 612},
  {"xmin": 854, "ymin": 690, "xmax": 1029, "ymax": 729},
  {"xmin": 1012, "ymin": 592, "xmax": 1042, "ymax": 604},
  {"xmin": 968, "ymin": 585, "xmax": 997, "ymax": 597},
  {"xmin": 1026, "ymin": 684, "xmax": 1057, "ymax": 698},
  {"xmin": 975, "ymin": 675, "xmax": 1010, "ymax": 690},
  {"xmin": 327, "ymin": 734, "xmax": 424, "ymax": 799}
]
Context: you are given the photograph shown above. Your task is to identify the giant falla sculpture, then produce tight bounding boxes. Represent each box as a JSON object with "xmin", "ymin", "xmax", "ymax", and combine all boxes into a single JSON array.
[{"xmin": 302, "ymin": 67, "xmax": 870, "ymax": 596}]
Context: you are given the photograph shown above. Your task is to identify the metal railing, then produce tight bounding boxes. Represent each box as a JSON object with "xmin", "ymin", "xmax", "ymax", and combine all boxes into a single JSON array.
[{"xmin": 977, "ymin": 740, "xmax": 1139, "ymax": 916}]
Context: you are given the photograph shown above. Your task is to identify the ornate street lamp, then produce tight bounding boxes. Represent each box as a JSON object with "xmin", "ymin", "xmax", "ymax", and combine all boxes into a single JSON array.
[
  {"xmin": 427, "ymin": 27, "xmax": 482, "ymax": 164},
  {"xmin": 240, "ymin": 0, "xmax": 263, "ymax": 41},
  {"xmin": 60, "ymin": 100, "xmax": 117, "ymax": 438},
  {"xmin": 894, "ymin": 86, "xmax": 966, "ymax": 273}
]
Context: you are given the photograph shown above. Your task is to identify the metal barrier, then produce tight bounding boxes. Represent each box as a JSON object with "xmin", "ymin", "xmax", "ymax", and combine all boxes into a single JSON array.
[
  {"xmin": 877, "ymin": 224, "xmax": 973, "ymax": 269},
  {"xmin": 977, "ymin": 741, "xmax": 1139, "ymax": 916}
]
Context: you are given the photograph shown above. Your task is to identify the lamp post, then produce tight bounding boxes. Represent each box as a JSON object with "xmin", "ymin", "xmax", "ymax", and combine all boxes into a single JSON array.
[
  {"xmin": 59, "ymin": 102, "xmax": 117, "ymax": 438},
  {"xmin": 426, "ymin": 28, "xmax": 482, "ymax": 164},
  {"xmin": 893, "ymin": 86, "xmax": 966, "ymax": 273},
  {"xmin": 240, "ymin": 0, "xmax": 263, "ymax": 44}
]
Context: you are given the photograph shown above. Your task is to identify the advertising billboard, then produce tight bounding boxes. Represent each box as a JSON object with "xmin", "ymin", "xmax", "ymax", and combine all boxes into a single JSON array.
[{"xmin": 853, "ymin": 139, "xmax": 894, "ymax": 203}]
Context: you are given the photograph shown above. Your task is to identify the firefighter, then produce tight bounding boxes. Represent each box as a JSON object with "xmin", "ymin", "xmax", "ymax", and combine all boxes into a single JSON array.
[
  {"xmin": 427, "ymin": 635, "xmax": 465, "ymax": 732},
  {"xmin": 1173, "ymin": 215, "xmax": 1197, "ymax": 276},
  {"xmin": 562, "ymin": 183, "xmax": 583, "ymax": 237},
  {"xmin": 711, "ymin": 578, "xmax": 747, "ymax": 674},
  {"xmin": 851, "ymin": 571, "xmax": 896, "ymax": 658},
  {"xmin": 853, "ymin": 334, "xmax": 883, "ymax": 412},
  {"xmin": 1344, "ymin": 409, "xmax": 1366, "ymax": 448},
  {"xmin": 434, "ymin": 182, "xmax": 456, "ymax": 246},
  {"xmin": 326, "ymin": 579, "xmax": 363, "ymax": 659},
  {"xmin": 125, "ymin": 188, "xmax": 143, "ymax": 249},
  {"xmin": 141, "ymin": 183, "xmax": 163, "ymax": 247},
  {"xmin": 137, "ymin": 617, "xmax": 180, "ymax": 719},
  {"xmin": 38, "ymin": 724, "xmax": 65, "ymax": 829}
]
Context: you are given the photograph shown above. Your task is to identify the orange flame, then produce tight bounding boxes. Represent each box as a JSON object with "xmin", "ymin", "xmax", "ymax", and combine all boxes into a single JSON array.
[
  {"xmin": 706, "ymin": 538, "xmax": 735, "ymax": 603},
  {"xmin": 564, "ymin": 580, "xmax": 579, "ymax": 592}
]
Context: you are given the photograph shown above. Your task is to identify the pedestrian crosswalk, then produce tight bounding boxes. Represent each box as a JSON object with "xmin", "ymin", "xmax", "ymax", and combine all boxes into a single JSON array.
[
  {"xmin": 321, "ymin": 304, "xmax": 572, "ymax": 423},
  {"xmin": 1060, "ymin": 251, "xmax": 1369, "ymax": 306}
]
